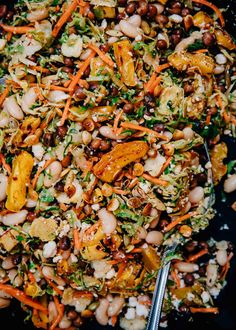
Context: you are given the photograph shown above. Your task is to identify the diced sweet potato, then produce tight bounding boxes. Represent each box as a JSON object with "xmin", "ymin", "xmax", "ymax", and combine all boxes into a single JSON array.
[
  {"xmin": 142, "ymin": 246, "xmax": 160, "ymax": 272},
  {"xmin": 93, "ymin": 141, "xmax": 149, "ymax": 182},
  {"xmin": 80, "ymin": 244, "xmax": 107, "ymax": 260},
  {"xmin": 113, "ymin": 40, "xmax": 136, "ymax": 87},
  {"xmin": 6, "ymin": 151, "xmax": 34, "ymax": 212},
  {"xmin": 210, "ymin": 142, "xmax": 228, "ymax": 185},
  {"xmin": 91, "ymin": 106, "xmax": 115, "ymax": 122},
  {"xmin": 192, "ymin": 11, "xmax": 213, "ymax": 27},
  {"xmin": 168, "ymin": 51, "xmax": 215, "ymax": 76},
  {"xmin": 215, "ymin": 29, "xmax": 236, "ymax": 50}
]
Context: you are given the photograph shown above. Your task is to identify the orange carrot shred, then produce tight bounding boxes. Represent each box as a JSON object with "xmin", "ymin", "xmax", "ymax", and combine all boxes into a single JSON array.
[
  {"xmin": 171, "ymin": 269, "xmax": 181, "ymax": 288},
  {"xmin": 0, "ymin": 85, "xmax": 10, "ymax": 106},
  {"xmin": 192, "ymin": 0, "xmax": 225, "ymax": 27},
  {"xmin": 164, "ymin": 212, "xmax": 196, "ymax": 232},
  {"xmin": 117, "ymin": 261, "xmax": 127, "ymax": 279},
  {"xmin": 30, "ymin": 83, "xmax": 69, "ymax": 92},
  {"xmin": 32, "ymin": 158, "xmax": 55, "ymax": 189},
  {"xmin": 50, "ymin": 296, "xmax": 64, "ymax": 330},
  {"xmin": 87, "ymin": 44, "xmax": 115, "ymax": 67},
  {"xmin": 0, "ymin": 153, "xmax": 11, "ymax": 175},
  {"xmin": 159, "ymin": 157, "xmax": 172, "ymax": 176},
  {"xmin": 0, "ymin": 284, "xmax": 47, "ymax": 313},
  {"xmin": 187, "ymin": 249, "xmax": 208, "ymax": 262},
  {"xmin": 155, "ymin": 63, "xmax": 171, "ymax": 73},
  {"xmin": 60, "ymin": 97, "xmax": 71, "ymax": 126},
  {"xmin": 52, "ymin": 0, "xmax": 78, "ymax": 38},
  {"xmin": 113, "ymin": 110, "xmax": 123, "ymax": 134},
  {"xmin": 206, "ymin": 114, "xmax": 211, "ymax": 126},
  {"xmin": 190, "ymin": 307, "xmax": 219, "ymax": 314},
  {"xmin": 0, "ymin": 23, "xmax": 34, "ymax": 34},
  {"xmin": 120, "ymin": 122, "xmax": 169, "ymax": 140},
  {"xmin": 73, "ymin": 228, "xmax": 81, "ymax": 250},
  {"xmin": 142, "ymin": 173, "xmax": 168, "ymax": 186}
]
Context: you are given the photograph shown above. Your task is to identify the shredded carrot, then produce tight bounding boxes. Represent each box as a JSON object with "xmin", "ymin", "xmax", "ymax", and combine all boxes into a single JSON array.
[
  {"xmin": 192, "ymin": 0, "xmax": 225, "ymax": 27},
  {"xmin": 73, "ymin": 227, "xmax": 81, "ymax": 250},
  {"xmin": 83, "ymin": 220, "xmax": 101, "ymax": 237},
  {"xmin": 155, "ymin": 63, "xmax": 171, "ymax": 73},
  {"xmin": 0, "ymin": 85, "xmax": 10, "ymax": 106},
  {"xmin": 205, "ymin": 114, "xmax": 211, "ymax": 126},
  {"xmin": 0, "ymin": 153, "xmax": 11, "ymax": 175},
  {"xmin": 195, "ymin": 49, "xmax": 208, "ymax": 53},
  {"xmin": 69, "ymin": 51, "xmax": 96, "ymax": 92},
  {"xmin": 187, "ymin": 249, "xmax": 208, "ymax": 262},
  {"xmin": 113, "ymin": 110, "xmax": 123, "ymax": 134},
  {"xmin": 6, "ymin": 31, "xmax": 12, "ymax": 41},
  {"xmin": 111, "ymin": 315, "xmax": 118, "ymax": 327},
  {"xmin": 159, "ymin": 157, "xmax": 172, "ymax": 176},
  {"xmin": 219, "ymin": 252, "xmax": 233, "ymax": 279},
  {"xmin": 130, "ymin": 248, "xmax": 142, "ymax": 253},
  {"xmin": 30, "ymin": 83, "xmax": 69, "ymax": 92},
  {"xmin": 32, "ymin": 158, "xmax": 55, "ymax": 189},
  {"xmin": 223, "ymin": 110, "xmax": 231, "ymax": 123},
  {"xmin": 36, "ymin": 265, "xmax": 63, "ymax": 296},
  {"xmin": 0, "ymin": 23, "xmax": 34, "ymax": 34},
  {"xmin": 164, "ymin": 212, "xmax": 196, "ymax": 232},
  {"xmin": 73, "ymin": 291, "xmax": 94, "ymax": 299},
  {"xmin": 116, "ymin": 261, "xmax": 127, "ymax": 279},
  {"xmin": 52, "ymin": 0, "xmax": 78, "ymax": 37},
  {"xmin": 171, "ymin": 269, "xmax": 181, "ymax": 288},
  {"xmin": 60, "ymin": 97, "xmax": 71, "ymax": 126},
  {"xmin": 50, "ymin": 296, "xmax": 64, "ymax": 330},
  {"xmin": 112, "ymin": 187, "xmax": 129, "ymax": 195},
  {"xmin": 190, "ymin": 307, "xmax": 219, "ymax": 314},
  {"xmin": 0, "ymin": 284, "xmax": 47, "ymax": 313},
  {"xmin": 87, "ymin": 44, "xmax": 114, "ymax": 68},
  {"xmin": 120, "ymin": 122, "xmax": 169, "ymax": 140},
  {"xmin": 28, "ymin": 272, "xmax": 36, "ymax": 283},
  {"xmin": 63, "ymin": 79, "xmax": 71, "ymax": 88},
  {"xmin": 29, "ymin": 66, "xmax": 50, "ymax": 74},
  {"xmin": 144, "ymin": 72, "xmax": 157, "ymax": 93},
  {"xmin": 142, "ymin": 173, "xmax": 168, "ymax": 186}
]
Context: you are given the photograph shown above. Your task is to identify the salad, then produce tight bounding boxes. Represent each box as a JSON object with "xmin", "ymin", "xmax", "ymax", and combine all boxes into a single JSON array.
[{"xmin": 0, "ymin": 0, "xmax": 235, "ymax": 329}]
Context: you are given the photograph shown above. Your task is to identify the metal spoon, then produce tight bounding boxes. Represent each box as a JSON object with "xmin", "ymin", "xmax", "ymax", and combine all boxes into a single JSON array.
[{"xmin": 146, "ymin": 143, "xmax": 214, "ymax": 330}]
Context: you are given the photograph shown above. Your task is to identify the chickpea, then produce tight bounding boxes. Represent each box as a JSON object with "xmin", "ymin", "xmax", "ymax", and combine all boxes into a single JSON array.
[
  {"xmin": 155, "ymin": 14, "xmax": 169, "ymax": 27},
  {"xmin": 156, "ymin": 39, "xmax": 167, "ymax": 50},
  {"xmin": 137, "ymin": 1, "xmax": 148, "ymax": 16},
  {"xmin": 126, "ymin": 2, "xmax": 136, "ymax": 15},
  {"xmin": 202, "ymin": 31, "xmax": 215, "ymax": 47}
]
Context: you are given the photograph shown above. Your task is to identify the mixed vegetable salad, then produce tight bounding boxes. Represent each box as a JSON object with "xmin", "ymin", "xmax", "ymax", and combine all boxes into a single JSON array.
[{"xmin": 0, "ymin": 0, "xmax": 235, "ymax": 329}]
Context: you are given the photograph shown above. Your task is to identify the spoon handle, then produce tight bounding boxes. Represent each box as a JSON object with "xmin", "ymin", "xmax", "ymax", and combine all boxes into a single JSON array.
[{"xmin": 146, "ymin": 261, "xmax": 171, "ymax": 330}]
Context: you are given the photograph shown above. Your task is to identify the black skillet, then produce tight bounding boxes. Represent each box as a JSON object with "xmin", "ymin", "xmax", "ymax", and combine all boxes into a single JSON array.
[{"xmin": 0, "ymin": 0, "xmax": 235, "ymax": 329}]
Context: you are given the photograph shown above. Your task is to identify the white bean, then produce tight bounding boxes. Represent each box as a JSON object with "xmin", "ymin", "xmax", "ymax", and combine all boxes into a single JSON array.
[
  {"xmin": 145, "ymin": 231, "xmax": 163, "ymax": 245},
  {"xmin": 0, "ymin": 173, "xmax": 7, "ymax": 202},
  {"xmin": 98, "ymin": 208, "xmax": 117, "ymax": 235},
  {"xmin": 21, "ymin": 87, "xmax": 37, "ymax": 114},
  {"xmin": 8, "ymin": 269, "xmax": 23, "ymax": 287},
  {"xmin": 47, "ymin": 91, "xmax": 69, "ymax": 103},
  {"xmin": 206, "ymin": 264, "xmax": 218, "ymax": 287},
  {"xmin": 48, "ymin": 301, "xmax": 58, "ymax": 323},
  {"xmin": 188, "ymin": 186, "xmax": 204, "ymax": 204},
  {"xmin": 169, "ymin": 14, "xmax": 183, "ymax": 23},
  {"xmin": 224, "ymin": 174, "xmax": 236, "ymax": 193},
  {"xmin": 95, "ymin": 298, "xmax": 109, "ymax": 326},
  {"xmin": 215, "ymin": 53, "xmax": 227, "ymax": 65},
  {"xmin": 2, "ymin": 210, "xmax": 28, "ymax": 226},
  {"xmin": 82, "ymin": 131, "xmax": 92, "ymax": 145},
  {"xmin": 127, "ymin": 15, "xmax": 141, "ymax": 27},
  {"xmin": 0, "ymin": 39, "xmax": 6, "ymax": 51},
  {"xmin": 59, "ymin": 315, "xmax": 72, "ymax": 329},
  {"xmin": 153, "ymin": 4, "xmax": 164, "ymax": 14},
  {"xmin": 27, "ymin": 8, "xmax": 49, "ymax": 22},
  {"xmin": 175, "ymin": 31, "xmax": 202, "ymax": 51},
  {"xmin": 3, "ymin": 96, "xmax": 24, "ymax": 120},
  {"xmin": 99, "ymin": 126, "xmax": 127, "ymax": 140},
  {"xmin": 108, "ymin": 296, "xmax": 125, "ymax": 317},
  {"xmin": 0, "ymin": 110, "xmax": 10, "ymax": 128},
  {"xmin": 43, "ymin": 241, "xmax": 57, "ymax": 259},
  {"xmin": 213, "ymin": 65, "xmax": 225, "ymax": 75},
  {"xmin": 80, "ymin": 48, "xmax": 93, "ymax": 61},
  {"xmin": 119, "ymin": 20, "xmax": 140, "ymax": 38},
  {"xmin": 42, "ymin": 266, "xmax": 66, "ymax": 286},
  {"xmin": 174, "ymin": 262, "xmax": 199, "ymax": 273},
  {"xmin": 216, "ymin": 250, "xmax": 227, "ymax": 266},
  {"xmin": 44, "ymin": 161, "xmax": 62, "ymax": 187},
  {"xmin": 108, "ymin": 36, "xmax": 119, "ymax": 45},
  {"xmin": 183, "ymin": 127, "xmax": 194, "ymax": 140},
  {"xmin": 0, "ymin": 297, "xmax": 11, "ymax": 308},
  {"xmin": 0, "ymin": 290, "xmax": 11, "ymax": 299},
  {"xmin": 26, "ymin": 198, "xmax": 37, "ymax": 208},
  {"xmin": 2, "ymin": 256, "xmax": 15, "ymax": 270}
]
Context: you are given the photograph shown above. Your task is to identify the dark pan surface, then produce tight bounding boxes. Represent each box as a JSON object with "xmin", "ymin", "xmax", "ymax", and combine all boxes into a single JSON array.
[{"xmin": 0, "ymin": 0, "xmax": 235, "ymax": 329}]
